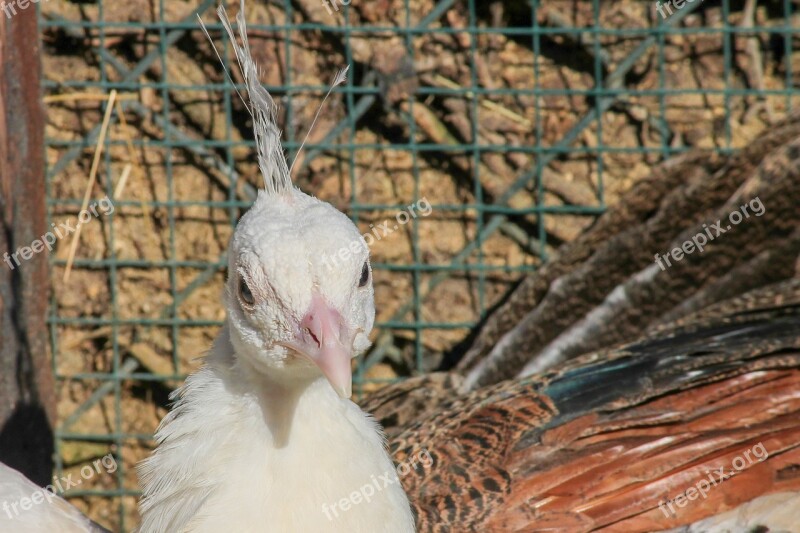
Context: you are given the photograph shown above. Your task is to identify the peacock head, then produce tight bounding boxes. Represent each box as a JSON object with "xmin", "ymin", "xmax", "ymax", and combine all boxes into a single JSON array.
[
  {"xmin": 206, "ymin": 2, "xmax": 369, "ymax": 398},
  {"xmin": 225, "ymin": 188, "xmax": 374, "ymax": 399}
]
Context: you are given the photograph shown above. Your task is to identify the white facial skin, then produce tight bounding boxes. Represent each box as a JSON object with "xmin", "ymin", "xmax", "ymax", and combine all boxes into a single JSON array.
[{"xmin": 224, "ymin": 188, "xmax": 375, "ymax": 396}]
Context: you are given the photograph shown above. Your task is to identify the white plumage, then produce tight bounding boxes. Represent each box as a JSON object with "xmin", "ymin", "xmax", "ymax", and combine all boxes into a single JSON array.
[
  {"xmin": 136, "ymin": 3, "xmax": 414, "ymax": 532},
  {"xmin": 681, "ymin": 491, "xmax": 800, "ymax": 532}
]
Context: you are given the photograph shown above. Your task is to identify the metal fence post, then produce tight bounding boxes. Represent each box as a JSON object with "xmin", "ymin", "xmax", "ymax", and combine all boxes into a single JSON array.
[{"xmin": 0, "ymin": 3, "xmax": 54, "ymax": 487}]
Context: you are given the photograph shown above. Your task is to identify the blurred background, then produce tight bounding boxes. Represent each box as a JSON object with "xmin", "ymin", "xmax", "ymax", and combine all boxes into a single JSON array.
[{"xmin": 1, "ymin": 0, "xmax": 798, "ymax": 530}]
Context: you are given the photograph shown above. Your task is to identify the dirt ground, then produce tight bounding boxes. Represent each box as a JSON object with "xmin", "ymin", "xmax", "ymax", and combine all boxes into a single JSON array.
[{"xmin": 38, "ymin": 0, "xmax": 800, "ymax": 529}]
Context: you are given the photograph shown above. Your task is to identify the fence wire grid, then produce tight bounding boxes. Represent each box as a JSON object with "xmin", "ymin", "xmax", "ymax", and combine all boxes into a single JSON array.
[{"xmin": 39, "ymin": 0, "xmax": 798, "ymax": 529}]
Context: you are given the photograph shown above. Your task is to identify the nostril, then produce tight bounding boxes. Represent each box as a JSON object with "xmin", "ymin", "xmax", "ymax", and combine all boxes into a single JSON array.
[{"xmin": 304, "ymin": 326, "xmax": 320, "ymax": 347}]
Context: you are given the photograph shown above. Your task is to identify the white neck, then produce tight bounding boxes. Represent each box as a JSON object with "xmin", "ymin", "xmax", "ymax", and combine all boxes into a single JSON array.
[{"xmin": 136, "ymin": 324, "xmax": 414, "ymax": 533}]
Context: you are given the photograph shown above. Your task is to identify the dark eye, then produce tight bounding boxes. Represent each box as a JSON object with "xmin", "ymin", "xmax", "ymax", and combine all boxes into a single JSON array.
[
  {"xmin": 239, "ymin": 277, "xmax": 255, "ymax": 305},
  {"xmin": 358, "ymin": 261, "xmax": 370, "ymax": 288}
]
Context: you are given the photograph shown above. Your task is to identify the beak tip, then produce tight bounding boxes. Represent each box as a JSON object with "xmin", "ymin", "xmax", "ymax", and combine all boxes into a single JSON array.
[{"xmin": 335, "ymin": 382, "xmax": 352, "ymax": 399}]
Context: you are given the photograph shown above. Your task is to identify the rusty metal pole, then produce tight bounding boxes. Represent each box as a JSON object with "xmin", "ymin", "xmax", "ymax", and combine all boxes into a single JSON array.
[{"xmin": 0, "ymin": 4, "xmax": 55, "ymax": 486}]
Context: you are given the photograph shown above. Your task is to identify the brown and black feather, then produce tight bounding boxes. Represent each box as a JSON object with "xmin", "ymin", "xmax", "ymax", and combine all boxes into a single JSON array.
[{"xmin": 392, "ymin": 280, "xmax": 800, "ymax": 531}]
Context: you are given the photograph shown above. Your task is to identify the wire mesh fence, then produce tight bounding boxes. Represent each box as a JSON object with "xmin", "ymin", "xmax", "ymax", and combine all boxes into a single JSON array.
[{"xmin": 39, "ymin": 0, "xmax": 798, "ymax": 529}]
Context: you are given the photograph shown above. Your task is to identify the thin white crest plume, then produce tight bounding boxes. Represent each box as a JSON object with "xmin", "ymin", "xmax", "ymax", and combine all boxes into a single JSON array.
[
  {"xmin": 199, "ymin": 0, "xmax": 291, "ymax": 196},
  {"xmin": 289, "ymin": 65, "xmax": 349, "ymax": 175}
]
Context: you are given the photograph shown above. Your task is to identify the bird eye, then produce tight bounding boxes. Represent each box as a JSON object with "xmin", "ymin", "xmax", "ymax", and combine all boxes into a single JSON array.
[
  {"xmin": 239, "ymin": 277, "xmax": 255, "ymax": 305},
  {"xmin": 358, "ymin": 261, "xmax": 370, "ymax": 288}
]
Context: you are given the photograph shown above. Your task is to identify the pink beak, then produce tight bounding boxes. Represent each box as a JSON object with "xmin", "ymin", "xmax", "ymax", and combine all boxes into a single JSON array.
[{"xmin": 277, "ymin": 293, "xmax": 353, "ymax": 398}]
